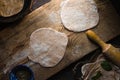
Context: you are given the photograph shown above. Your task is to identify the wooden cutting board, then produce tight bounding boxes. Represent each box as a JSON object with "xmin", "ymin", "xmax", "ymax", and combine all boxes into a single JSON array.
[{"xmin": 0, "ymin": 0, "xmax": 120, "ymax": 80}]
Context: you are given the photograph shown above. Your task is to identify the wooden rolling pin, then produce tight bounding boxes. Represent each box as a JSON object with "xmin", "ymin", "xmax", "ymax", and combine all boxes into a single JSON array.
[{"xmin": 86, "ymin": 30, "xmax": 120, "ymax": 67}]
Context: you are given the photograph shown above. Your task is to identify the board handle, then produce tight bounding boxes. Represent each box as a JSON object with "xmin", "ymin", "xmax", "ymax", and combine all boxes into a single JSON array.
[{"xmin": 86, "ymin": 30, "xmax": 108, "ymax": 50}]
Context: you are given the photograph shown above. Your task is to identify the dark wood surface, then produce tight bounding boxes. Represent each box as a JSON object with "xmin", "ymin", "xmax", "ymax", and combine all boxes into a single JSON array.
[{"xmin": 0, "ymin": 0, "xmax": 120, "ymax": 80}]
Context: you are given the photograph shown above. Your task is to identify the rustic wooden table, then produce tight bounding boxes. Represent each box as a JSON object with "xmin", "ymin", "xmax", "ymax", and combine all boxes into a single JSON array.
[{"xmin": 0, "ymin": 0, "xmax": 120, "ymax": 80}]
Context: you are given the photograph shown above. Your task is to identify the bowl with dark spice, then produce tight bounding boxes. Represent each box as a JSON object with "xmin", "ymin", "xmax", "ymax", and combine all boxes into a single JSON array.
[
  {"xmin": 0, "ymin": 0, "xmax": 33, "ymax": 23},
  {"xmin": 9, "ymin": 65, "xmax": 34, "ymax": 80}
]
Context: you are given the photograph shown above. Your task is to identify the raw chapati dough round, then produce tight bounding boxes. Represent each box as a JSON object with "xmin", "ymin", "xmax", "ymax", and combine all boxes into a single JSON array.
[
  {"xmin": 0, "ymin": 0, "xmax": 24, "ymax": 17},
  {"xmin": 61, "ymin": 0, "xmax": 99, "ymax": 32},
  {"xmin": 29, "ymin": 28, "xmax": 68, "ymax": 67}
]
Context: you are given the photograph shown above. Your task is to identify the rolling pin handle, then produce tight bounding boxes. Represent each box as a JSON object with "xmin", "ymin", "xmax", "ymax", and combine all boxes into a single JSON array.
[{"xmin": 86, "ymin": 30, "xmax": 108, "ymax": 50}]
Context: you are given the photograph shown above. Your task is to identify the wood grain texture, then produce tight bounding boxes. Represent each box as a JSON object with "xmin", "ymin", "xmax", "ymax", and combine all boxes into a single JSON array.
[{"xmin": 0, "ymin": 0, "xmax": 120, "ymax": 80}]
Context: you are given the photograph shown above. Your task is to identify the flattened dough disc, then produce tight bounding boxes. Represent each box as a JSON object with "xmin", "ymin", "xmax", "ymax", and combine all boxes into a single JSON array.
[
  {"xmin": 0, "ymin": 0, "xmax": 24, "ymax": 17},
  {"xmin": 29, "ymin": 28, "xmax": 68, "ymax": 67},
  {"xmin": 61, "ymin": 0, "xmax": 99, "ymax": 32}
]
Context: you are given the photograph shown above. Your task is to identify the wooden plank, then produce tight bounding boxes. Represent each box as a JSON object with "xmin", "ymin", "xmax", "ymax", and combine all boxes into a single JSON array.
[{"xmin": 0, "ymin": 0, "xmax": 120, "ymax": 80}]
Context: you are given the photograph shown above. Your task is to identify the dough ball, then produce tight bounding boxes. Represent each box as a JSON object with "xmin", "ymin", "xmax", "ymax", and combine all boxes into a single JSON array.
[
  {"xmin": 29, "ymin": 28, "xmax": 68, "ymax": 67},
  {"xmin": 61, "ymin": 0, "xmax": 99, "ymax": 32},
  {"xmin": 0, "ymin": 0, "xmax": 24, "ymax": 17}
]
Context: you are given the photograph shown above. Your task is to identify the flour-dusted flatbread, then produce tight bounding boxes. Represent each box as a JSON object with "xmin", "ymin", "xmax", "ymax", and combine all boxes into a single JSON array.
[
  {"xmin": 29, "ymin": 28, "xmax": 68, "ymax": 67},
  {"xmin": 61, "ymin": 0, "xmax": 99, "ymax": 32},
  {"xmin": 0, "ymin": 0, "xmax": 24, "ymax": 17}
]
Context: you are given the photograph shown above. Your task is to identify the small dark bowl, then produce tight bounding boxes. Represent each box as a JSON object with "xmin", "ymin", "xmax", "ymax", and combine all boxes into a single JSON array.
[
  {"xmin": 9, "ymin": 65, "xmax": 34, "ymax": 80},
  {"xmin": 0, "ymin": 0, "xmax": 33, "ymax": 23}
]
